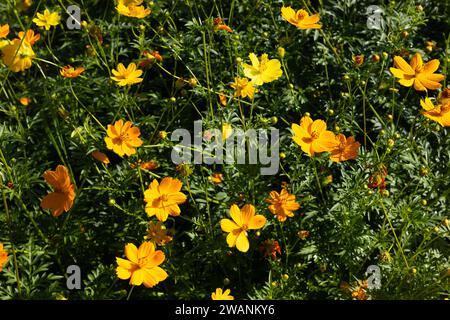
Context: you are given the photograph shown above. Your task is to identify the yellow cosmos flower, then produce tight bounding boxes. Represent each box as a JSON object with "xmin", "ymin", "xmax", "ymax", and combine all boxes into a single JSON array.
[
  {"xmin": 230, "ymin": 77, "xmax": 256, "ymax": 99},
  {"xmin": 281, "ymin": 6, "xmax": 321, "ymax": 30},
  {"xmin": 60, "ymin": 65, "xmax": 85, "ymax": 78},
  {"xmin": 242, "ymin": 53, "xmax": 283, "ymax": 86},
  {"xmin": 111, "ymin": 62, "xmax": 144, "ymax": 86},
  {"xmin": 104, "ymin": 119, "xmax": 143, "ymax": 157},
  {"xmin": 144, "ymin": 221, "xmax": 173, "ymax": 246},
  {"xmin": 33, "ymin": 9, "xmax": 61, "ymax": 30},
  {"xmin": 0, "ymin": 24, "xmax": 9, "ymax": 38},
  {"xmin": 19, "ymin": 97, "xmax": 31, "ymax": 106},
  {"xmin": 420, "ymin": 97, "xmax": 450, "ymax": 127},
  {"xmin": 208, "ymin": 173, "xmax": 224, "ymax": 184},
  {"xmin": 40, "ymin": 165, "xmax": 76, "ymax": 217},
  {"xmin": 144, "ymin": 177, "xmax": 187, "ymax": 222},
  {"xmin": 266, "ymin": 189, "xmax": 300, "ymax": 222},
  {"xmin": 0, "ymin": 243, "xmax": 8, "ymax": 272},
  {"xmin": 116, "ymin": 0, "xmax": 151, "ymax": 18},
  {"xmin": 220, "ymin": 204, "xmax": 266, "ymax": 253},
  {"xmin": 292, "ymin": 116, "xmax": 337, "ymax": 156},
  {"xmin": 389, "ymin": 53, "xmax": 445, "ymax": 91},
  {"xmin": 328, "ymin": 134, "xmax": 360, "ymax": 162},
  {"xmin": 211, "ymin": 288, "xmax": 234, "ymax": 300},
  {"xmin": 91, "ymin": 150, "xmax": 110, "ymax": 164},
  {"xmin": 116, "ymin": 242, "xmax": 168, "ymax": 287},
  {"xmin": 1, "ymin": 38, "xmax": 35, "ymax": 72}
]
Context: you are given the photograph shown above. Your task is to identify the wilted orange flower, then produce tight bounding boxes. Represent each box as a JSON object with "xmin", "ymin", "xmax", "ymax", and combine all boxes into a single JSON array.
[
  {"xmin": 0, "ymin": 243, "xmax": 8, "ymax": 272},
  {"xmin": 140, "ymin": 50, "xmax": 162, "ymax": 68},
  {"xmin": 60, "ymin": 65, "xmax": 85, "ymax": 78},
  {"xmin": 0, "ymin": 24, "xmax": 9, "ymax": 38},
  {"xmin": 220, "ymin": 204, "xmax": 266, "ymax": 253},
  {"xmin": 390, "ymin": 53, "xmax": 445, "ymax": 91},
  {"xmin": 353, "ymin": 55, "xmax": 364, "ymax": 66},
  {"xmin": 266, "ymin": 189, "xmax": 300, "ymax": 222},
  {"xmin": 230, "ymin": 77, "xmax": 256, "ymax": 99},
  {"xmin": 213, "ymin": 17, "xmax": 233, "ymax": 33},
  {"xmin": 298, "ymin": 230, "xmax": 310, "ymax": 240},
  {"xmin": 91, "ymin": 150, "xmax": 110, "ymax": 164},
  {"xmin": 40, "ymin": 165, "xmax": 76, "ymax": 217},
  {"xmin": 329, "ymin": 134, "xmax": 360, "ymax": 162},
  {"xmin": 368, "ymin": 165, "xmax": 388, "ymax": 192},
  {"xmin": 1, "ymin": 37, "xmax": 35, "ymax": 72},
  {"xmin": 211, "ymin": 288, "xmax": 234, "ymax": 300},
  {"xmin": 259, "ymin": 239, "xmax": 281, "ymax": 260},
  {"xmin": 242, "ymin": 53, "xmax": 283, "ymax": 86},
  {"xmin": 209, "ymin": 173, "xmax": 224, "ymax": 184},
  {"xmin": 144, "ymin": 177, "xmax": 187, "ymax": 222},
  {"xmin": 19, "ymin": 97, "xmax": 31, "ymax": 106},
  {"xmin": 104, "ymin": 119, "xmax": 143, "ymax": 157},
  {"xmin": 116, "ymin": 0, "xmax": 151, "ymax": 18},
  {"xmin": 420, "ymin": 97, "xmax": 450, "ymax": 127},
  {"xmin": 351, "ymin": 280, "xmax": 369, "ymax": 300},
  {"xmin": 218, "ymin": 93, "xmax": 227, "ymax": 106},
  {"xmin": 292, "ymin": 116, "xmax": 337, "ymax": 156},
  {"xmin": 281, "ymin": 6, "xmax": 321, "ymax": 30},
  {"xmin": 144, "ymin": 221, "xmax": 173, "ymax": 246},
  {"xmin": 111, "ymin": 63, "xmax": 143, "ymax": 86},
  {"xmin": 18, "ymin": 29, "xmax": 40, "ymax": 45},
  {"xmin": 116, "ymin": 242, "xmax": 168, "ymax": 287},
  {"xmin": 140, "ymin": 161, "xmax": 159, "ymax": 170}
]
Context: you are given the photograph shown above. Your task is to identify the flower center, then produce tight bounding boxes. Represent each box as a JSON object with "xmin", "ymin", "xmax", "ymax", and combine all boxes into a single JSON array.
[
  {"xmin": 310, "ymin": 130, "xmax": 320, "ymax": 139},
  {"xmin": 160, "ymin": 194, "xmax": 169, "ymax": 202}
]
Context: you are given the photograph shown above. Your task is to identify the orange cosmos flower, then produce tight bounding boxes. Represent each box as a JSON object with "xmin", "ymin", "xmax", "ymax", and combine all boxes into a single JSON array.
[
  {"xmin": 144, "ymin": 177, "xmax": 187, "ymax": 222},
  {"xmin": 40, "ymin": 165, "xmax": 76, "ymax": 217},
  {"xmin": 389, "ymin": 53, "xmax": 445, "ymax": 91},
  {"xmin": 259, "ymin": 239, "xmax": 281, "ymax": 260},
  {"xmin": 111, "ymin": 62, "xmax": 143, "ymax": 86},
  {"xmin": 213, "ymin": 17, "xmax": 233, "ymax": 33},
  {"xmin": 218, "ymin": 93, "xmax": 227, "ymax": 106},
  {"xmin": 230, "ymin": 77, "xmax": 256, "ymax": 99},
  {"xmin": 266, "ymin": 189, "xmax": 300, "ymax": 222},
  {"xmin": 1, "ymin": 37, "xmax": 35, "ymax": 72},
  {"xmin": 60, "ymin": 65, "xmax": 85, "ymax": 78},
  {"xmin": 292, "ymin": 116, "xmax": 337, "ymax": 156},
  {"xmin": 91, "ymin": 150, "xmax": 110, "ymax": 164},
  {"xmin": 220, "ymin": 204, "xmax": 266, "ymax": 253},
  {"xmin": 19, "ymin": 97, "xmax": 31, "ymax": 106},
  {"xmin": 211, "ymin": 288, "xmax": 234, "ymax": 300},
  {"xmin": 0, "ymin": 243, "xmax": 8, "ymax": 272},
  {"xmin": 140, "ymin": 161, "xmax": 159, "ymax": 170},
  {"xmin": 144, "ymin": 221, "xmax": 173, "ymax": 246},
  {"xmin": 116, "ymin": 0, "xmax": 151, "ymax": 18},
  {"xmin": 328, "ymin": 134, "xmax": 360, "ymax": 162},
  {"xmin": 18, "ymin": 29, "xmax": 40, "ymax": 45},
  {"xmin": 281, "ymin": 6, "xmax": 321, "ymax": 30},
  {"xmin": 420, "ymin": 97, "xmax": 450, "ymax": 127},
  {"xmin": 116, "ymin": 242, "xmax": 168, "ymax": 287},
  {"xmin": 0, "ymin": 24, "xmax": 9, "ymax": 38},
  {"xmin": 209, "ymin": 173, "xmax": 224, "ymax": 184},
  {"xmin": 104, "ymin": 119, "xmax": 143, "ymax": 157}
]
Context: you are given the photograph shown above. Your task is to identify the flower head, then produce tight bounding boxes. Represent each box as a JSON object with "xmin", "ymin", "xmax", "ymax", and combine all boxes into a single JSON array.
[
  {"xmin": 140, "ymin": 161, "xmax": 159, "ymax": 170},
  {"xmin": 281, "ymin": 6, "xmax": 321, "ymax": 30},
  {"xmin": 0, "ymin": 24, "xmax": 9, "ymax": 38},
  {"xmin": 104, "ymin": 119, "xmax": 143, "ymax": 157},
  {"xmin": 220, "ymin": 204, "xmax": 266, "ymax": 252},
  {"xmin": 292, "ymin": 116, "xmax": 337, "ymax": 156},
  {"xmin": 211, "ymin": 288, "xmax": 234, "ymax": 300},
  {"xmin": 60, "ymin": 65, "xmax": 85, "ymax": 78},
  {"xmin": 111, "ymin": 62, "xmax": 143, "ymax": 86},
  {"xmin": 209, "ymin": 173, "xmax": 224, "ymax": 184},
  {"xmin": 144, "ymin": 177, "xmax": 187, "ymax": 222},
  {"xmin": 91, "ymin": 150, "xmax": 110, "ymax": 164},
  {"xmin": 0, "ymin": 243, "xmax": 8, "ymax": 272},
  {"xmin": 1, "ymin": 38, "xmax": 35, "ymax": 72},
  {"xmin": 266, "ymin": 189, "xmax": 300, "ymax": 222},
  {"xmin": 259, "ymin": 239, "xmax": 281, "ymax": 260},
  {"xmin": 329, "ymin": 134, "xmax": 360, "ymax": 162},
  {"xmin": 18, "ymin": 29, "xmax": 40, "ymax": 45},
  {"xmin": 213, "ymin": 18, "xmax": 233, "ymax": 33},
  {"xmin": 230, "ymin": 77, "xmax": 256, "ymax": 99},
  {"xmin": 33, "ymin": 9, "xmax": 61, "ymax": 30},
  {"xmin": 144, "ymin": 221, "xmax": 173, "ymax": 246},
  {"xmin": 40, "ymin": 165, "xmax": 76, "ymax": 217},
  {"xmin": 116, "ymin": 0, "xmax": 151, "ymax": 18},
  {"xmin": 420, "ymin": 97, "xmax": 450, "ymax": 127},
  {"xmin": 242, "ymin": 53, "xmax": 282, "ymax": 86},
  {"xmin": 389, "ymin": 53, "xmax": 445, "ymax": 91},
  {"xmin": 116, "ymin": 242, "xmax": 168, "ymax": 287},
  {"xmin": 19, "ymin": 97, "xmax": 31, "ymax": 106}
]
